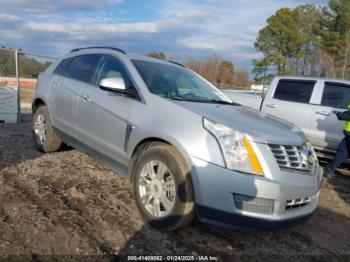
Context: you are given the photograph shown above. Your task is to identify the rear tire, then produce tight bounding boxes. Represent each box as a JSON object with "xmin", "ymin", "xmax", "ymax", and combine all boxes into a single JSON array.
[
  {"xmin": 132, "ymin": 143, "xmax": 195, "ymax": 231},
  {"xmin": 32, "ymin": 105, "xmax": 62, "ymax": 153}
]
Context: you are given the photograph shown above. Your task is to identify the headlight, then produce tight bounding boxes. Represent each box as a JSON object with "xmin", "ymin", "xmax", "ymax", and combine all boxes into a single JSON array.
[
  {"xmin": 204, "ymin": 118, "xmax": 264, "ymax": 176},
  {"xmin": 304, "ymin": 141, "xmax": 318, "ymax": 167}
]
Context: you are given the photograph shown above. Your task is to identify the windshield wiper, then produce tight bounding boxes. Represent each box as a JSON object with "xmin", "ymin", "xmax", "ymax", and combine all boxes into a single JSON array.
[
  {"xmin": 168, "ymin": 97, "xmax": 206, "ymax": 103},
  {"xmin": 207, "ymin": 99, "xmax": 239, "ymax": 106},
  {"xmin": 169, "ymin": 97, "xmax": 239, "ymax": 105}
]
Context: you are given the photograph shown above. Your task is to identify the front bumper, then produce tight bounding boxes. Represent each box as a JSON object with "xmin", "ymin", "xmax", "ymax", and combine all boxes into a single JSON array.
[{"xmin": 190, "ymin": 156, "xmax": 322, "ymax": 230}]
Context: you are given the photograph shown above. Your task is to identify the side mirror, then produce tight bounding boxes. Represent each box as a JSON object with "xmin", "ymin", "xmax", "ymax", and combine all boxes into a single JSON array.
[{"xmin": 99, "ymin": 77, "xmax": 136, "ymax": 98}]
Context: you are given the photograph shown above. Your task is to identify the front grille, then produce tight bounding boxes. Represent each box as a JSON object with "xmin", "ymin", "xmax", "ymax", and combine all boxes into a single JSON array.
[
  {"xmin": 268, "ymin": 144, "xmax": 315, "ymax": 171},
  {"xmin": 285, "ymin": 197, "xmax": 311, "ymax": 210},
  {"xmin": 233, "ymin": 193, "xmax": 274, "ymax": 215}
]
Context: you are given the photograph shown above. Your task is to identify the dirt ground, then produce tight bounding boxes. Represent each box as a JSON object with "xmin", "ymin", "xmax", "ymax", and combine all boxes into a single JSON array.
[{"xmin": 0, "ymin": 109, "xmax": 350, "ymax": 260}]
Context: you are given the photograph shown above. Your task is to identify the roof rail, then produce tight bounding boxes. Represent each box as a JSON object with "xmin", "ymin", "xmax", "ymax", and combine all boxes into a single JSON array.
[
  {"xmin": 168, "ymin": 61, "xmax": 186, "ymax": 68},
  {"xmin": 70, "ymin": 46, "xmax": 126, "ymax": 54}
]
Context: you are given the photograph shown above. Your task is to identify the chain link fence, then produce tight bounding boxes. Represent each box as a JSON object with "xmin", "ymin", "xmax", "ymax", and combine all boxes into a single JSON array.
[{"xmin": 0, "ymin": 48, "xmax": 56, "ymax": 123}]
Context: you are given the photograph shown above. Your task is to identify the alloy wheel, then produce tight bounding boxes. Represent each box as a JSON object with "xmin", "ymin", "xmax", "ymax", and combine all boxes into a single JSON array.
[
  {"xmin": 138, "ymin": 160, "xmax": 176, "ymax": 217},
  {"xmin": 34, "ymin": 114, "xmax": 47, "ymax": 145}
]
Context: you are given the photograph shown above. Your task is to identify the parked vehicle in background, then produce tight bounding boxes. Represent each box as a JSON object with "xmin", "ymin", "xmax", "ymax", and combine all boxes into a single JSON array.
[
  {"xmin": 32, "ymin": 48, "xmax": 322, "ymax": 231},
  {"xmin": 224, "ymin": 77, "xmax": 350, "ymax": 160}
]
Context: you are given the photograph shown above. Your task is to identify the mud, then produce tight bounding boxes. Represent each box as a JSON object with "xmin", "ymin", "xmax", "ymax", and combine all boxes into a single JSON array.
[{"xmin": 0, "ymin": 113, "xmax": 349, "ymax": 260}]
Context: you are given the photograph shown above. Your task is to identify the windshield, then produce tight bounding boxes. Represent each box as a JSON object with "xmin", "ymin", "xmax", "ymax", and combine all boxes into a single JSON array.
[{"xmin": 132, "ymin": 60, "xmax": 231, "ymax": 103}]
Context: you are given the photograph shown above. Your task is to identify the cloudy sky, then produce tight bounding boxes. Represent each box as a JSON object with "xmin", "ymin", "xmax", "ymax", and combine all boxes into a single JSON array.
[{"xmin": 0, "ymin": 0, "xmax": 328, "ymax": 71}]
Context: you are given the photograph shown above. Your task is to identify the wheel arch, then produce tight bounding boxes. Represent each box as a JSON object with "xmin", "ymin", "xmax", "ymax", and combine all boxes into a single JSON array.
[
  {"xmin": 32, "ymin": 98, "xmax": 46, "ymax": 114},
  {"xmin": 128, "ymin": 137, "xmax": 192, "ymax": 183}
]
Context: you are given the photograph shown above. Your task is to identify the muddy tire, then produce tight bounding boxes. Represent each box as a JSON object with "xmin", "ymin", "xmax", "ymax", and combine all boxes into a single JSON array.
[
  {"xmin": 132, "ymin": 143, "xmax": 195, "ymax": 231},
  {"xmin": 32, "ymin": 105, "xmax": 62, "ymax": 153}
]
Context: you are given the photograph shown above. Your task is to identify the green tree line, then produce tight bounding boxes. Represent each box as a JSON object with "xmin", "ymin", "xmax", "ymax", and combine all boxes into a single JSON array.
[{"xmin": 253, "ymin": 0, "xmax": 350, "ymax": 82}]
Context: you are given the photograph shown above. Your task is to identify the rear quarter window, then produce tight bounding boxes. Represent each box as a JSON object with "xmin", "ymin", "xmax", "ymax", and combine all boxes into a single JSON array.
[
  {"xmin": 53, "ymin": 58, "xmax": 72, "ymax": 75},
  {"xmin": 273, "ymin": 80, "xmax": 315, "ymax": 103}
]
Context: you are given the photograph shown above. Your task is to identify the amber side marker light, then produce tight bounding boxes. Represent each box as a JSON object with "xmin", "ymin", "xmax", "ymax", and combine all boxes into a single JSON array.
[{"xmin": 243, "ymin": 138, "xmax": 264, "ymax": 175}]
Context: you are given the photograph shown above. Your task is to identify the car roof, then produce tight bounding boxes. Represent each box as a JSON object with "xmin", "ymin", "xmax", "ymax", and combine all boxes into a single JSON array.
[{"xmin": 275, "ymin": 75, "xmax": 350, "ymax": 85}]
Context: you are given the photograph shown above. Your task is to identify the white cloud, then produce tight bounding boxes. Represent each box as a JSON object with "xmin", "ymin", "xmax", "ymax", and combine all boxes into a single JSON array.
[
  {"xmin": 0, "ymin": 0, "xmax": 123, "ymax": 14},
  {"xmin": 25, "ymin": 22, "xmax": 159, "ymax": 34},
  {"xmin": 0, "ymin": 0, "xmax": 329, "ymax": 71},
  {"xmin": 177, "ymin": 35, "xmax": 252, "ymax": 51},
  {"xmin": 0, "ymin": 13, "xmax": 20, "ymax": 21}
]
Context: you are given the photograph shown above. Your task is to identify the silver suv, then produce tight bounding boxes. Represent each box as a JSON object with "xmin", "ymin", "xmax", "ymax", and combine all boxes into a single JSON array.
[{"xmin": 32, "ymin": 47, "xmax": 322, "ymax": 230}]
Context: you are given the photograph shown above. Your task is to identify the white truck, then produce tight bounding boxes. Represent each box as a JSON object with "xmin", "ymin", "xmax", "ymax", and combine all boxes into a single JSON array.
[{"xmin": 224, "ymin": 76, "xmax": 350, "ymax": 159}]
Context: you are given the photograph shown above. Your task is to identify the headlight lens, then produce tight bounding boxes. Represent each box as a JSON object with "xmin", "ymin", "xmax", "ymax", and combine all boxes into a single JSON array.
[
  {"xmin": 305, "ymin": 141, "xmax": 318, "ymax": 167},
  {"xmin": 204, "ymin": 118, "xmax": 264, "ymax": 176}
]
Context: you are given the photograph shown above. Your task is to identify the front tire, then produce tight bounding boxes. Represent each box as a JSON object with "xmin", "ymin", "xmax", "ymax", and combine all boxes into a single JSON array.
[
  {"xmin": 32, "ymin": 105, "xmax": 62, "ymax": 153},
  {"xmin": 132, "ymin": 143, "xmax": 195, "ymax": 231}
]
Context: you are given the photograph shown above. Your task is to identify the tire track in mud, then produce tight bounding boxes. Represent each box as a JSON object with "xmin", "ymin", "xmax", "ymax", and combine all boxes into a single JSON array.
[
  {"xmin": 0, "ymin": 169, "xmax": 103, "ymax": 254},
  {"xmin": 0, "ymin": 160, "xmax": 137, "ymax": 255},
  {"xmin": 1, "ymin": 117, "xmax": 350, "ymax": 256},
  {"xmin": 330, "ymin": 176, "xmax": 350, "ymax": 205},
  {"xmin": 168, "ymin": 224, "xmax": 336, "ymax": 256},
  {"xmin": 1, "ymin": 160, "xmax": 349, "ymax": 256},
  {"xmin": 32, "ymin": 175, "xmax": 137, "ymax": 253}
]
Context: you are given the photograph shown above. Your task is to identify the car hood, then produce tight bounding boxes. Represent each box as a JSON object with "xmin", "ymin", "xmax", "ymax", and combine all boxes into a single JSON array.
[{"xmin": 174, "ymin": 101, "xmax": 306, "ymax": 145}]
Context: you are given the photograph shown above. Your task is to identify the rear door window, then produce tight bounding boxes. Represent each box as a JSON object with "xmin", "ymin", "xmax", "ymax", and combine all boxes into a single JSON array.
[
  {"xmin": 273, "ymin": 80, "xmax": 315, "ymax": 103},
  {"xmin": 62, "ymin": 54, "xmax": 100, "ymax": 84},
  {"xmin": 321, "ymin": 82, "xmax": 350, "ymax": 109}
]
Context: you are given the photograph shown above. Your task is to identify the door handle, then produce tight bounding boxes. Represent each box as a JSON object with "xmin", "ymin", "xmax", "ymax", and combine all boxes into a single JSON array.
[
  {"xmin": 83, "ymin": 94, "xmax": 92, "ymax": 102},
  {"xmin": 265, "ymin": 104, "xmax": 277, "ymax": 108},
  {"xmin": 52, "ymin": 81, "xmax": 60, "ymax": 87},
  {"xmin": 315, "ymin": 110, "xmax": 331, "ymax": 116}
]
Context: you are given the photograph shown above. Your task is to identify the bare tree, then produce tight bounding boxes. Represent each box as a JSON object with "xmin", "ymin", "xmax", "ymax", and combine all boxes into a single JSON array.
[
  {"xmin": 201, "ymin": 54, "xmax": 222, "ymax": 83},
  {"xmin": 234, "ymin": 68, "xmax": 251, "ymax": 89},
  {"xmin": 185, "ymin": 55, "xmax": 250, "ymax": 90}
]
